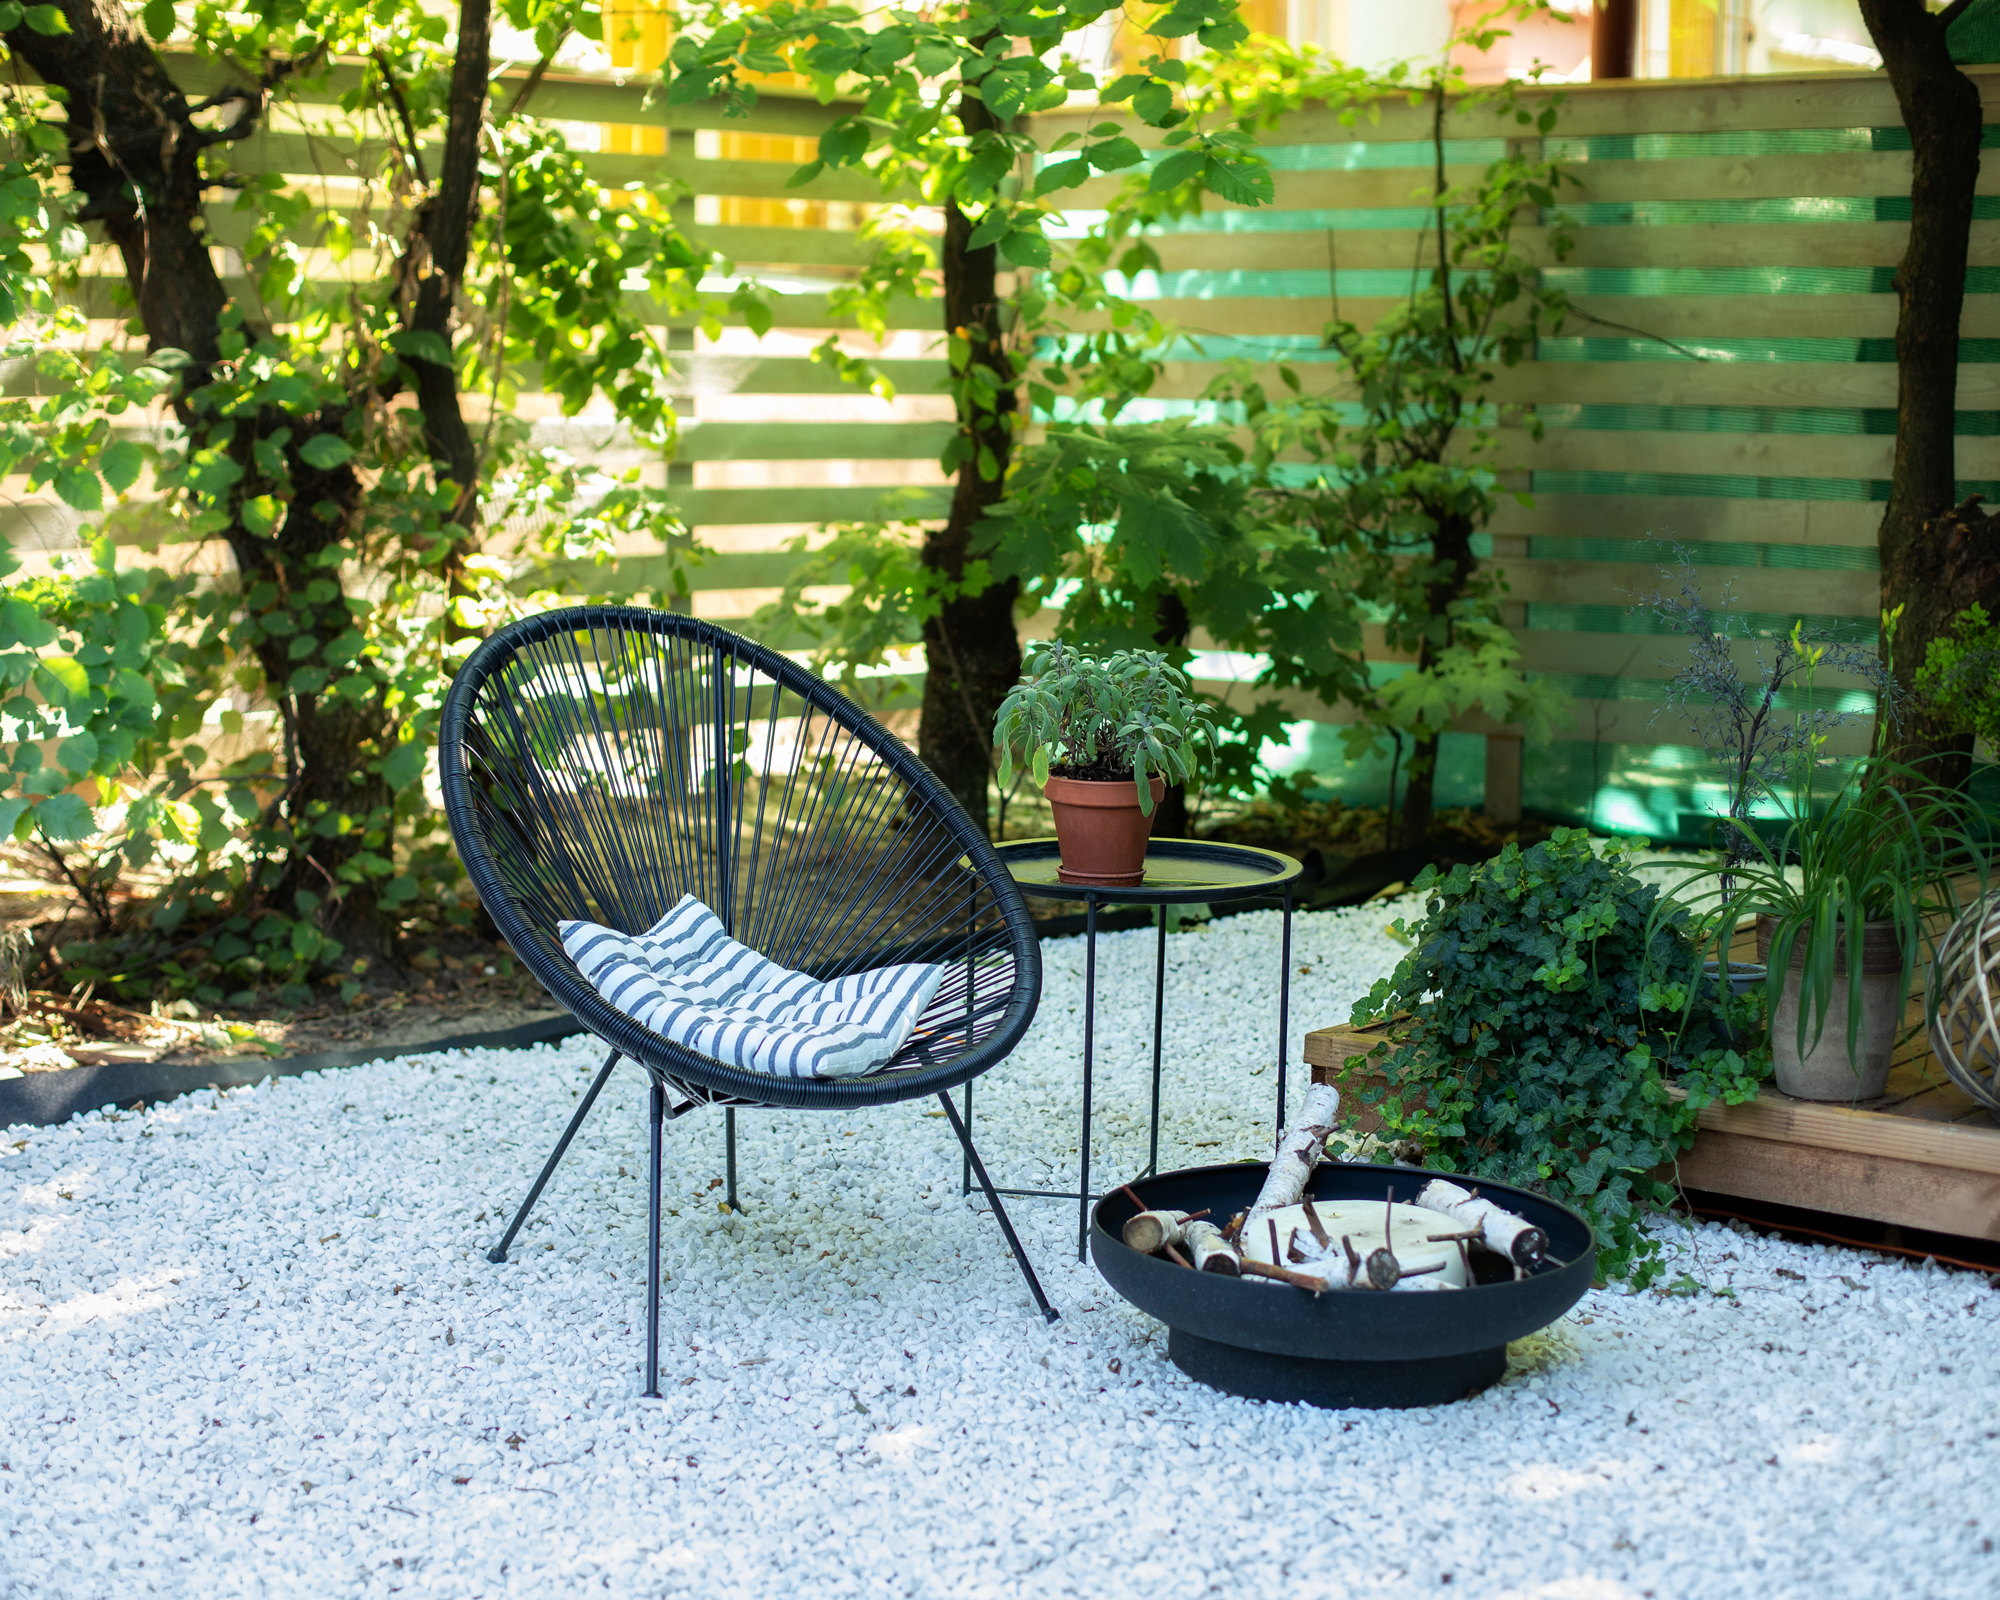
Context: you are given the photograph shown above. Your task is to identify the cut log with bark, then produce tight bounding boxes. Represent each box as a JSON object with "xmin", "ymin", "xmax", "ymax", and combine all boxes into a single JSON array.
[
  {"xmin": 1121, "ymin": 1209, "xmax": 1191, "ymax": 1256},
  {"xmin": 1238, "ymin": 1198, "xmax": 1471, "ymax": 1289},
  {"xmin": 1182, "ymin": 1220, "xmax": 1242, "ymax": 1276},
  {"xmin": 1414, "ymin": 1179, "xmax": 1548, "ymax": 1272},
  {"xmin": 1249, "ymin": 1083, "xmax": 1342, "ymax": 1215}
]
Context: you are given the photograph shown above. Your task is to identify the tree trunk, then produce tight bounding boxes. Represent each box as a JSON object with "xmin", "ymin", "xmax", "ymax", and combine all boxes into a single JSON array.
[
  {"xmin": 1859, "ymin": 0, "xmax": 1992, "ymax": 787},
  {"xmin": 10, "ymin": 0, "xmax": 491, "ymax": 961},
  {"xmin": 919, "ymin": 91, "xmax": 1021, "ymax": 836},
  {"xmin": 1398, "ymin": 509, "xmax": 1477, "ymax": 847}
]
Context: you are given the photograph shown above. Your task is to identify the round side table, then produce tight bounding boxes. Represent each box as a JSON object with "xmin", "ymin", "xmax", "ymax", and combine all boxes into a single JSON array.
[{"xmin": 986, "ymin": 837, "xmax": 1305, "ymax": 1260}]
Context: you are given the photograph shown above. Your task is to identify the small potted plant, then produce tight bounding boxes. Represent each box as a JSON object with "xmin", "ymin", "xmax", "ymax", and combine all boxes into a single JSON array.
[
  {"xmin": 994, "ymin": 643, "xmax": 1215, "ymax": 886},
  {"xmin": 1680, "ymin": 760, "xmax": 1984, "ymax": 1102}
]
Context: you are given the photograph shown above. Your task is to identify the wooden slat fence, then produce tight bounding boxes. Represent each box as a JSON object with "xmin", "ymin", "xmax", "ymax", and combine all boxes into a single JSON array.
[{"xmin": 16, "ymin": 57, "xmax": 1998, "ymax": 835}]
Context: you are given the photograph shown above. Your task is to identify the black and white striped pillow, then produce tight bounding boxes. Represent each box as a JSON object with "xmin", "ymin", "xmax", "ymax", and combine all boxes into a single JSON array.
[{"xmin": 559, "ymin": 896, "xmax": 943, "ymax": 1079}]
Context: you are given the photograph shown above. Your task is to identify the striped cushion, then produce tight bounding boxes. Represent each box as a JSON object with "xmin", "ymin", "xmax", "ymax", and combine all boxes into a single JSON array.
[{"xmin": 558, "ymin": 895, "xmax": 944, "ymax": 1079}]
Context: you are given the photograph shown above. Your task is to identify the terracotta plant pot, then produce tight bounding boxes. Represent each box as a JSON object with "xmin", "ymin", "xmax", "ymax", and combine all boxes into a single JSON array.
[
  {"xmin": 1755, "ymin": 914, "xmax": 1905, "ymax": 1102},
  {"xmin": 1044, "ymin": 774, "xmax": 1167, "ymax": 887}
]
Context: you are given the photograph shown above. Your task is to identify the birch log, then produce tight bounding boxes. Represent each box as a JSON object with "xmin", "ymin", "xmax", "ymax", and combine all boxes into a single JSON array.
[
  {"xmin": 1183, "ymin": 1219, "xmax": 1242, "ymax": 1275},
  {"xmin": 1248, "ymin": 1082, "xmax": 1343, "ymax": 1215},
  {"xmin": 1122, "ymin": 1209, "xmax": 1191, "ymax": 1255},
  {"xmin": 1414, "ymin": 1179, "xmax": 1548, "ymax": 1271}
]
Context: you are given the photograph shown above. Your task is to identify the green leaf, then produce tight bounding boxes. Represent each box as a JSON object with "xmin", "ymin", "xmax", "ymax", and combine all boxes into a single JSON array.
[
  {"xmin": 100, "ymin": 439, "xmax": 146, "ymax": 493},
  {"xmin": 1203, "ymin": 157, "xmax": 1275, "ymax": 208},
  {"xmin": 52, "ymin": 464, "xmax": 102, "ymax": 512},
  {"xmin": 298, "ymin": 434, "xmax": 354, "ymax": 470},
  {"xmin": 141, "ymin": 0, "xmax": 174, "ymax": 39},
  {"xmin": 785, "ymin": 159, "xmax": 826, "ymax": 190},
  {"xmin": 382, "ymin": 742, "xmax": 427, "ymax": 793},
  {"xmin": 1131, "ymin": 81, "xmax": 1177, "ymax": 127},
  {"xmin": 0, "ymin": 797, "xmax": 27, "ymax": 843},
  {"xmin": 32, "ymin": 791, "xmax": 94, "ymax": 841},
  {"xmin": 912, "ymin": 39, "xmax": 959, "ymax": 77},
  {"xmin": 24, "ymin": 3, "xmax": 69, "ymax": 34},
  {"xmin": 1147, "ymin": 149, "xmax": 1205, "ymax": 194},
  {"xmin": 999, "ymin": 229, "xmax": 1051, "ymax": 269},
  {"xmin": 386, "ymin": 329, "xmax": 453, "ymax": 367},
  {"xmin": 0, "ymin": 596, "xmax": 55, "ymax": 650},
  {"xmin": 1087, "ymin": 137, "xmax": 1144, "ymax": 172},
  {"xmin": 965, "ymin": 209, "xmax": 1013, "ymax": 252},
  {"xmin": 56, "ymin": 731, "xmax": 99, "ymax": 777},
  {"xmin": 1033, "ymin": 159, "xmax": 1089, "ymax": 197},
  {"xmin": 35, "ymin": 656, "xmax": 89, "ymax": 707}
]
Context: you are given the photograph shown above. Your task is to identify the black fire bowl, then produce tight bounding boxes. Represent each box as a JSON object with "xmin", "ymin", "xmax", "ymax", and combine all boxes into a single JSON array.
[{"xmin": 1092, "ymin": 1162, "xmax": 1595, "ymax": 1411}]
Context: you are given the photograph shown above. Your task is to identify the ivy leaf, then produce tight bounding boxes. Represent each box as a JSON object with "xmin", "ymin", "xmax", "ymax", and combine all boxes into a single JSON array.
[
  {"xmin": 386, "ymin": 329, "xmax": 453, "ymax": 368},
  {"xmin": 298, "ymin": 434, "xmax": 354, "ymax": 470},
  {"xmin": 32, "ymin": 792, "xmax": 94, "ymax": 841}
]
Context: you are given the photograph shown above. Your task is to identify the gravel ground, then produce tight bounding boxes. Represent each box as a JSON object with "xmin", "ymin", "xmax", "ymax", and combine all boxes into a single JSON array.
[{"xmin": 4, "ymin": 904, "xmax": 1999, "ymax": 1599}]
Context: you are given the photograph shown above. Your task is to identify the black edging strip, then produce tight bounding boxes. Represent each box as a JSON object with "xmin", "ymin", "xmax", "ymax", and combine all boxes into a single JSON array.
[{"xmin": 0, "ymin": 1015, "xmax": 587, "ymax": 1130}]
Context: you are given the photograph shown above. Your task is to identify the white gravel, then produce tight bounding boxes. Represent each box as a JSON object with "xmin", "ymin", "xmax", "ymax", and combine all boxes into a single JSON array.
[{"xmin": 5, "ymin": 904, "xmax": 1999, "ymax": 1599}]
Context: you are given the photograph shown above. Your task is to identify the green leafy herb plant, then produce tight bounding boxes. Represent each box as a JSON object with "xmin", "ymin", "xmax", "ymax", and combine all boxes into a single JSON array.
[
  {"xmin": 1352, "ymin": 829, "xmax": 1766, "ymax": 1285},
  {"xmin": 993, "ymin": 643, "xmax": 1215, "ymax": 814}
]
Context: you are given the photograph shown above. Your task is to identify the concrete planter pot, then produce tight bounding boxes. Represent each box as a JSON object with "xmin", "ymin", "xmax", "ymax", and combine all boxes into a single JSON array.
[
  {"xmin": 1043, "ymin": 773, "xmax": 1167, "ymax": 887},
  {"xmin": 1757, "ymin": 914, "xmax": 1905, "ymax": 1102}
]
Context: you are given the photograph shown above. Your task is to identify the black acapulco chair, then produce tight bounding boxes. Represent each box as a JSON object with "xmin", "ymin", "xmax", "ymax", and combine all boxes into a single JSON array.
[{"xmin": 438, "ymin": 606, "xmax": 1056, "ymax": 1395}]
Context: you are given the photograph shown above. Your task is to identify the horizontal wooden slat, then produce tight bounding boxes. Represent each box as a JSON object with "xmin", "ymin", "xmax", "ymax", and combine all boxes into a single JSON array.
[
  {"xmin": 1512, "ymin": 629, "xmax": 1882, "ymax": 687},
  {"xmin": 157, "ymin": 50, "xmax": 853, "ymax": 137},
  {"xmin": 672, "ymin": 421, "xmax": 953, "ymax": 462},
  {"xmin": 672, "ymin": 357, "xmax": 947, "ymax": 397},
  {"xmin": 1513, "ymin": 425, "xmax": 1952, "ymax": 482},
  {"xmin": 1071, "ymin": 148, "xmax": 2000, "ymax": 215},
  {"xmin": 1695, "ymin": 1094, "xmax": 2000, "ymax": 1178},
  {"xmin": 1040, "ymin": 67, "xmax": 2000, "ymax": 149},
  {"xmin": 1489, "ymin": 494, "xmax": 1882, "ymax": 547},
  {"xmin": 1500, "ymin": 556, "xmax": 1876, "ymax": 616},
  {"xmin": 670, "ymin": 485, "xmax": 950, "ymax": 524}
]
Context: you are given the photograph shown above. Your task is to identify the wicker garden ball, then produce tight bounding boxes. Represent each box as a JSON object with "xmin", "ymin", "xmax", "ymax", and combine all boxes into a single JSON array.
[{"xmin": 1929, "ymin": 889, "xmax": 2000, "ymax": 1114}]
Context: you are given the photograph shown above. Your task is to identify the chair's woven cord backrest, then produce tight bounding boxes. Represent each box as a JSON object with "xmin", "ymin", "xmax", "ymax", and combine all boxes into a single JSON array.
[{"xmin": 449, "ymin": 608, "xmax": 1031, "ymax": 1069}]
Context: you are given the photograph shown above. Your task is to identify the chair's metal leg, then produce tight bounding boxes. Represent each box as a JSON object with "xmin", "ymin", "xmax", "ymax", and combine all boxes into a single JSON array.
[
  {"xmin": 938, "ymin": 1091, "xmax": 1058, "ymax": 1325},
  {"xmin": 960, "ymin": 1078, "xmax": 973, "ymax": 1198},
  {"xmin": 487, "ymin": 1049, "xmax": 620, "ymax": 1263},
  {"xmin": 644, "ymin": 1079, "xmax": 665, "ymax": 1399},
  {"xmin": 725, "ymin": 1106, "xmax": 740, "ymax": 1212}
]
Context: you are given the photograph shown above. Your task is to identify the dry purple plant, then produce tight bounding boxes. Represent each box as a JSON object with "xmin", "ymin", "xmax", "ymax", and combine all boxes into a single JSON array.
[{"xmin": 1631, "ymin": 540, "xmax": 1903, "ymax": 877}]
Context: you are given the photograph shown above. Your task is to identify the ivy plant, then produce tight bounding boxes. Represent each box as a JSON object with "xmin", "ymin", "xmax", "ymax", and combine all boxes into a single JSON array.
[{"xmin": 1351, "ymin": 829, "xmax": 1767, "ymax": 1285}]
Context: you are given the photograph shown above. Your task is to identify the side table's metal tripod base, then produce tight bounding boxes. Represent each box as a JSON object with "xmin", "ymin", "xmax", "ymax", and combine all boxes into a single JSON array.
[{"xmin": 969, "ymin": 838, "xmax": 1303, "ymax": 1264}]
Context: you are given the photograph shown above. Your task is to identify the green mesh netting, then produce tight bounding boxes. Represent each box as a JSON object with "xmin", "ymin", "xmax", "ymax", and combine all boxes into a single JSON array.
[{"xmin": 1036, "ymin": 103, "xmax": 2000, "ymax": 842}]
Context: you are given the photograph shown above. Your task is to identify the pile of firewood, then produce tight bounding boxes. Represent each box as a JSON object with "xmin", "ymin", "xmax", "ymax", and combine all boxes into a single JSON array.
[{"xmin": 1120, "ymin": 1084, "xmax": 1549, "ymax": 1294}]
